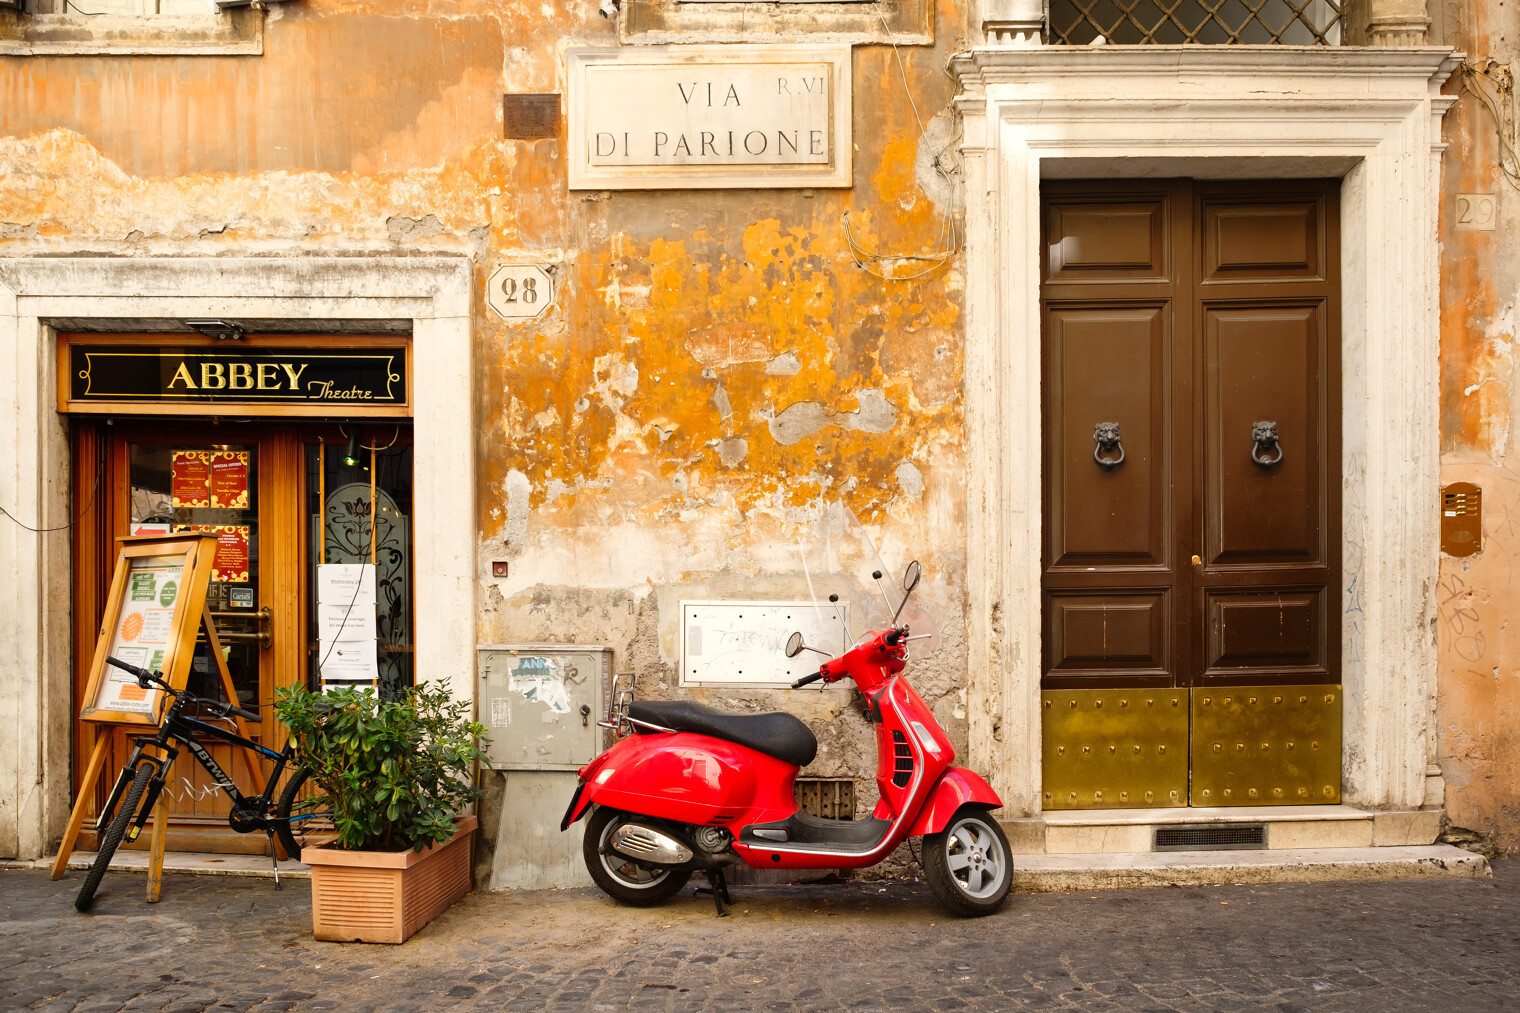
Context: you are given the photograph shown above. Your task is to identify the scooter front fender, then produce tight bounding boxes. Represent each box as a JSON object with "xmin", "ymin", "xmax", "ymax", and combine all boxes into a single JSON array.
[{"xmin": 906, "ymin": 766, "xmax": 1002, "ymax": 838}]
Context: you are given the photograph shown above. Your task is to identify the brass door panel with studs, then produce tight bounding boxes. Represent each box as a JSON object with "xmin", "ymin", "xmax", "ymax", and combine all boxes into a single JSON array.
[
  {"xmin": 1040, "ymin": 180, "xmax": 1341, "ymax": 809},
  {"xmin": 1191, "ymin": 686, "xmax": 1342, "ymax": 806},
  {"xmin": 1041, "ymin": 689, "xmax": 1188, "ymax": 810}
]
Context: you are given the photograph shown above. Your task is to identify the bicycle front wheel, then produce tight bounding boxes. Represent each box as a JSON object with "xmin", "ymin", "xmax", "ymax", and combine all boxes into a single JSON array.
[
  {"xmin": 76, "ymin": 763, "xmax": 153, "ymax": 913},
  {"xmin": 274, "ymin": 765, "xmax": 334, "ymax": 861}
]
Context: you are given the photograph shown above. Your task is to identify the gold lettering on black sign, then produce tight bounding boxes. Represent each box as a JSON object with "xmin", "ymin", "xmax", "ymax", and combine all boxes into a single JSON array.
[{"xmin": 69, "ymin": 347, "xmax": 406, "ymax": 408}]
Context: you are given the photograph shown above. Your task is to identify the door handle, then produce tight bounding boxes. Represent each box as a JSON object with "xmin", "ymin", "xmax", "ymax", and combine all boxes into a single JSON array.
[
  {"xmin": 1251, "ymin": 420, "xmax": 1283, "ymax": 467},
  {"xmin": 206, "ymin": 606, "xmax": 273, "ymax": 649},
  {"xmin": 1093, "ymin": 422, "xmax": 1125, "ymax": 470},
  {"xmin": 1191, "ymin": 555, "xmax": 1202, "ymax": 567}
]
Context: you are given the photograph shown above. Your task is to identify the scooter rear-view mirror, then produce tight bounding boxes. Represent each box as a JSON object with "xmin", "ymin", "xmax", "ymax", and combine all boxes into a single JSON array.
[
  {"xmin": 892, "ymin": 561, "xmax": 922, "ymax": 622},
  {"xmin": 785, "ymin": 631, "xmax": 805, "ymax": 658}
]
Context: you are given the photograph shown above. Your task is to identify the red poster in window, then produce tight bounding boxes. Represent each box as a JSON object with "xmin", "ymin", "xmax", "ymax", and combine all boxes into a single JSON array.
[
  {"xmin": 187, "ymin": 524, "xmax": 251, "ymax": 582},
  {"xmin": 209, "ymin": 451, "xmax": 250, "ymax": 509},
  {"xmin": 171, "ymin": 451, "xmax": 211, "ymax": 508},
  {"xmin": 213, "ymin": 526, "xmax": 250, "ymax": 582}
]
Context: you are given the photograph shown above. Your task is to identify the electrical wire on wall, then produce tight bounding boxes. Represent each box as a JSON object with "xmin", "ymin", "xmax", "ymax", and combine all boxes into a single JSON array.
[
  {"xmin": 1458, "ymin": 59, "xmax": 1520, "ymax": 192},
  {"xmin": 842, "ymin": 17, "xmax": 964, "ymax": 281}
]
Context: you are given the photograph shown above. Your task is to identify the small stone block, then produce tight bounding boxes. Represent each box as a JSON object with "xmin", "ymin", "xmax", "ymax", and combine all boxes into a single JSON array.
[{"xmin": 1372, "ymin": 810, "xmax": 1443, "ymax": 846}]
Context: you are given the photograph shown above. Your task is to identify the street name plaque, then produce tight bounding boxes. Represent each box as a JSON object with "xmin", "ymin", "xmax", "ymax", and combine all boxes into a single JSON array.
[{"xmin": 567, "ymin": 45, "xmax": 852, "ymax": 190}]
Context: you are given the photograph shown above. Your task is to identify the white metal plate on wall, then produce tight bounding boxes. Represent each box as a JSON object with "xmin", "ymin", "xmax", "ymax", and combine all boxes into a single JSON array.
[
  {"xmin": 680, "ymin": 600, "xmax": 850, "ymax": 687},
  {"xmin": 478, "ymin": 644, "xmax": 609, "ymax": 769}
]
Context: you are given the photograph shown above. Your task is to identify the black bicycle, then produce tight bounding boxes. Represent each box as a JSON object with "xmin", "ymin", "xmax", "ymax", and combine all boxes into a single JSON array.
[{"xmin": 75, "ymin": 656, "xmax": 333, "ymax": 912}]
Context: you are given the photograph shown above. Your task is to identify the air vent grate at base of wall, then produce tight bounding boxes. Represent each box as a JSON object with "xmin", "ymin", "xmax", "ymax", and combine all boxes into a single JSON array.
[
  {"xmin": 795, "ymin": 778, "xmax": 855, "ymax": 820},
  {"xmin": 1153, "ymin": 823, "xmax": 1266, "ymax": 851}
]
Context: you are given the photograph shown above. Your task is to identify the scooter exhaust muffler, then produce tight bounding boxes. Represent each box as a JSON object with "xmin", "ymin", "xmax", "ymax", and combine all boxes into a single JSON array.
[{"xmin": 608, "ymin": 823, "xmax": 694, "ymax": 865}]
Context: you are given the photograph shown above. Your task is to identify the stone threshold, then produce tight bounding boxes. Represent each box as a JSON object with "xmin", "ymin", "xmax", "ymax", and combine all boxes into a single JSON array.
[
  {"xmin": 1010, "ymin": 805, "xmax": 1442, "ymax": 854},
  {"xmin": 1010, "ymin": 844, "xmax": 1489, "ymax": 892}
]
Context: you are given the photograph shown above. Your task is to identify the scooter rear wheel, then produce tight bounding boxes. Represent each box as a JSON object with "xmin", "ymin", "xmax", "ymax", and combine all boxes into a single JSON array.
[
  {"xmin": 583, "ymin": 806, "xmax": 693, "ymax": 906},
  {"xmin": 922, "ymin": 806, "xmax": 1012, "ymax": 917}
]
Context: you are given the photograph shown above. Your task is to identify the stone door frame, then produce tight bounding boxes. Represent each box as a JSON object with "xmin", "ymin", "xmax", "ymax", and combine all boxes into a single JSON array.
[
  {"xmin": 0, "ymin": 255, "xmax": 475, "ymax": 859},
  {"xmin": 951, "ymin": 46, "xmax": 1460, "ymax": 819}
]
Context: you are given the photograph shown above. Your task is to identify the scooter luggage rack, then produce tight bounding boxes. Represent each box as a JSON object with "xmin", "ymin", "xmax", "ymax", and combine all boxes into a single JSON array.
[{"xmin": 598, "ymin": 671, "xmax": 678, "ymax": 737}]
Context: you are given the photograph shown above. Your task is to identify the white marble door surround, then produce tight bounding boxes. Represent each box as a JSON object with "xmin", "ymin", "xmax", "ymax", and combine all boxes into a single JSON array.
[{"xmin": 951, "ymin": 46, "xmax": 1460, "ymax": 818}]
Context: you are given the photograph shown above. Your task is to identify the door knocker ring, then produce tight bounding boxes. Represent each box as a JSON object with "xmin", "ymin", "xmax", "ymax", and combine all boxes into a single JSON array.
[
  {"xmin": 1251, "ymin": 420, "xmax": 1283, "ymax": 467},
  {"xmin": 1093, "ymin": 422, "xmax": 1124, "ymax": 470}
]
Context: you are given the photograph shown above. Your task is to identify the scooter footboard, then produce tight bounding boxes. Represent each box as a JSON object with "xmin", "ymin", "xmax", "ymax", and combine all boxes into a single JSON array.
[{"xmin": 906, "ymin": 767, "xmax": 1002, "ymax": 838}]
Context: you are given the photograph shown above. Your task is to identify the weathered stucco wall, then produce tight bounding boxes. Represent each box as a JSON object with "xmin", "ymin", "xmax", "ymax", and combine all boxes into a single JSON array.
[
  {"xmin": 1437, "ymin": 5, "xmax": 1520, "ymax": 852},
  {"xmin": 0, "ymin": 0, "xmax": 975, "ymax": 870}
]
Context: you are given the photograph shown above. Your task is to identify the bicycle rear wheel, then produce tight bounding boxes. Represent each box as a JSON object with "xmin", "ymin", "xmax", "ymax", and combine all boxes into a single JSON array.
[
  {"xmin": 76, "ymin": 763, "xmax": 153, "ymax": 912},
  {"xmin": 274, "ymin": 765, "xmax": 335, "ymax": 861}
]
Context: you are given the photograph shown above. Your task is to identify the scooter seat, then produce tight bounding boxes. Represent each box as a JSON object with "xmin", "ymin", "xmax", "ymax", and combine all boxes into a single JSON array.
[{"xmin": 628, "ymin": 700, "xmax": 818, "ymax": 767}]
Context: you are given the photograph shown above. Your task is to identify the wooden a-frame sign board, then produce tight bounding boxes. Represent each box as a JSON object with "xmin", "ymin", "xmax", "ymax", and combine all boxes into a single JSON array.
[
  {"xmin": 78, "ymin": 533, "xmax": 219, "ymax": 724},
  {"xmin": 55, "ymin": 533, "xmax": 257, "ymax": 902}
]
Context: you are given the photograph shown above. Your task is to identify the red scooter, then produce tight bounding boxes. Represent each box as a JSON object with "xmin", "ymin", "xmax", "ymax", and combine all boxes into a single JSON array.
[{"xmin": 561, "ymin": 561, "xmax": 1011, "ymax": 917}]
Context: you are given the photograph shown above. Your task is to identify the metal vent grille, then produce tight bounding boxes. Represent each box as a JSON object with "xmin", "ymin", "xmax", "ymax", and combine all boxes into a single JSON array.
[
  {"xmin": 891, "ymin": 730, "xmax": 914, "ymax": 788},
  {"xmin": 795, "ymin": 778, "xmax": 855, "ymax": 820},
  {"xmin": 1154, "ymin": 823, "xmax": 1266, "ymax": 851},
  {"xmin": 1049, "ymin": 0, "xmax": 1342, "ymax": 46}
]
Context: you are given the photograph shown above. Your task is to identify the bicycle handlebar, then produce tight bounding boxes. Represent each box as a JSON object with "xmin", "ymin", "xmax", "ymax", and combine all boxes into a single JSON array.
[
  {"xmin": 105, "ymin": 655, "xmax": 162, "ymax": 688},
  {"xmin": 104, "ymin": 655, "xmax": 258, "ymax": 723}
]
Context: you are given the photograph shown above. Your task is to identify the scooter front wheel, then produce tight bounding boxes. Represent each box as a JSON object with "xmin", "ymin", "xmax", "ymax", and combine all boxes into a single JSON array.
[
  {"xmin": 583, "ymin": 806, "xmax": 693, "ymax": 906},
  {"xmin": 922, "ymin": 806, "xmax": 1013, "ymax": 917}
]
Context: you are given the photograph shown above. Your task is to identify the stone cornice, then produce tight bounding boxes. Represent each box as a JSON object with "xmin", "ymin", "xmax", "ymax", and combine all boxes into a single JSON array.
[{"xmin": 951, "ymin": 44, "xmax": 1458, "ymax": 89}]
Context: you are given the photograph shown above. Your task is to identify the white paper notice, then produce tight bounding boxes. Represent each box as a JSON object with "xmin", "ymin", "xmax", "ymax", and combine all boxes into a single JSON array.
[
  {"xmin": 318, "ymin": 603, "xmax": 377, "ymax": 643},
  {"xmin": 316, "ymin": 564, "xmax": 376, "ymax": 607},
  {"xmin": 319, "ymin": 642, "xmax": 379, "ymax": 682}
]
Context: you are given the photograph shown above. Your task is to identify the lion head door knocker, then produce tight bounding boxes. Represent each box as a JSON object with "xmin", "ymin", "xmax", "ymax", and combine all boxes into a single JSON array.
[
  {"xmin": 1251, "ymin": 420, "xmax": 1283, "ymax": 467},
  {"xmin": 1093, "ymin": 422, "xmax": 1125, "ymax": 470}
]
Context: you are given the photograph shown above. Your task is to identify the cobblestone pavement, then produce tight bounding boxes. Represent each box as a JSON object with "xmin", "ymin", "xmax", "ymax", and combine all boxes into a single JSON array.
[{"xmin": 2, "ymin": 860, "xmax": 1517, "ymax": 1012}]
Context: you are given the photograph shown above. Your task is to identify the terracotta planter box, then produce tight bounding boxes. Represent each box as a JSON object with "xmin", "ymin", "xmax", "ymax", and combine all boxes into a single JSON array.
[{"xmin": 302, "ymin": 815, "xmax": 477, "ymax": 944}]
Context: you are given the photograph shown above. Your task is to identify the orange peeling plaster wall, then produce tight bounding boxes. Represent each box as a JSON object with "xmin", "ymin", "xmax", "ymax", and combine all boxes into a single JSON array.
[{"xmin": 1437, "ymin": 4, "xmax": 1520, "ymax": 851}]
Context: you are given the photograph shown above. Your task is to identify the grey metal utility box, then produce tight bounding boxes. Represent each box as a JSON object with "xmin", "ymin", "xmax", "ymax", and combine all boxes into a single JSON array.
[{"xmin": 477, "ymin": 644, "xmax": 610, "ymax": 770}]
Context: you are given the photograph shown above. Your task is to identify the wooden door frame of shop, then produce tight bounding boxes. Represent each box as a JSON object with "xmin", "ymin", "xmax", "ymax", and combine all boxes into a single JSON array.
[
  {"xmin": 952, "ymin": 46, "xmax": 1460, "ymax": 821},
  {"xmin": 0, "ymin": 256, "xmax": 474, "ymax": 862}
]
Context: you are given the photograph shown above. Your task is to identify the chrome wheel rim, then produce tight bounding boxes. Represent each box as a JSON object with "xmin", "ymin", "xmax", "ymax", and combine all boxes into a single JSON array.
[
  {"xmin": 599, "ymin": 818, "xmax": 674, "ymax": 890},
  {"xmin": 943, "ymin": 817, "xmax": 1007, "ymax": 899}
]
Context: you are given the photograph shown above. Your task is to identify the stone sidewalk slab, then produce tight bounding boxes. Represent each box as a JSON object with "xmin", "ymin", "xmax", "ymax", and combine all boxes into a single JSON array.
[{"xmin": 8, "ymin": 843, "xmax": 1484, "ymax": 892}]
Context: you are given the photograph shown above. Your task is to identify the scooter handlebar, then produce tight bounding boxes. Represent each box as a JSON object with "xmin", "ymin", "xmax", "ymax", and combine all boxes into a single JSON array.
[{"xmin": 791, "ymin": 671, "xmax": 824, "ymax": 689}]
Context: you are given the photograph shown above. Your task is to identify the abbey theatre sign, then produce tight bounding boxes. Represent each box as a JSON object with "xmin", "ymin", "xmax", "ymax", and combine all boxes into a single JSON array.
[{"xmin": 567, "ymin": 46, "xmax": 851, "ymax": 190}]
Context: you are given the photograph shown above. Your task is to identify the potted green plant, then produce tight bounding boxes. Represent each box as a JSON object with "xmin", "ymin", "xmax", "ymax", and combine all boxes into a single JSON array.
[{"xmin": 275, "ymin": 681, "xmax": 489, "ymax": 944}]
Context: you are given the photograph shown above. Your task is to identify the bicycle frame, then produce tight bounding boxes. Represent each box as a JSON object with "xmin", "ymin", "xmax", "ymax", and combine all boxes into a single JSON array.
[{"xmin": 98, "ymin": 703, "xmax": 291, "ymax": 844}]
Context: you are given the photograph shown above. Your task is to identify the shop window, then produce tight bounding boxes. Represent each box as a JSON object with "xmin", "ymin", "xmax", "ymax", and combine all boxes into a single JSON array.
[
  {"xmin": 306, "ymin": 438, "xmax": 414, "ymax": 701},
  {"xmin": 29, "ymin": 0, "xmax": 217, "ymax": 13},
  {"xmin": 0, "ymin": 0, "xmax": 293, "ymax": 55},
  {"xmin": 618, "ymin": 0, "xmax": 931, "ymax": 45}
]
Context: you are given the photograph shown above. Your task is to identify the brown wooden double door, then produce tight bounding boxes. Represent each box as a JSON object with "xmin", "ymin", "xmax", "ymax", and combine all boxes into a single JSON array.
[{"xmin": 1040, "ymin": 180, "xmax": 1342, "ymax": 808}]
